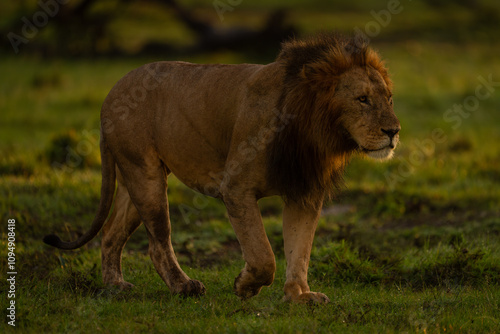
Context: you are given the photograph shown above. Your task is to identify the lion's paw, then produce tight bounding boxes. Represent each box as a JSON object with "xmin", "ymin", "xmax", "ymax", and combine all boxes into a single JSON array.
[
  {"xmin": 234, "ymin": 270, "xmax": 273, "ymax": 300},
  {"xmin": 180, "ymin": 279, "xmax": 206, "ymax": 297},
  {"xmin": 118, "ymin": 281, "xmax": 135, "ymax": 290},
  {"xmin": 285, "ymin": 292, "xmax": 330, "ymax": 304},
  {"xmin": 107, "ymin": 280, "xmax": 135, "ymax": 291},
  {"xmin": 234, "ymin": 282, "xmax": 263, "ymax": 300}
]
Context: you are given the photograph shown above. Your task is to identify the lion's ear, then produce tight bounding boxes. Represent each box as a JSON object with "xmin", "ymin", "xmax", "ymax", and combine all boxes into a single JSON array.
[{"xmin": 300, "ymin": 64, "xmax": 337, "ymax": 91}]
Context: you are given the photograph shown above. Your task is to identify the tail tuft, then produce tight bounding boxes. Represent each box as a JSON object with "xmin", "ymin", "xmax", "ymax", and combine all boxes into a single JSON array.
[{"xmin": 43, "ymin": 234, "xmax": 62, "ymax": 247}]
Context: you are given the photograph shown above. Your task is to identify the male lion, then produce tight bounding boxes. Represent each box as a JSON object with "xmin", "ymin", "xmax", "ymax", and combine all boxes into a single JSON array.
[{"xmin": 44, "ymin": 33, "xmax": 400, "ymax": 303}]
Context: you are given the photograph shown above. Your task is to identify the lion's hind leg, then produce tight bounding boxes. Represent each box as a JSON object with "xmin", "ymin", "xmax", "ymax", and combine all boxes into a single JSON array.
[
  {"xmin": 117, "ymin": 159, "xmax": 206, "ymax": 297},
  {"xmin": 101, "ymin": 168, "xmax": 142, "ymax": 290}
]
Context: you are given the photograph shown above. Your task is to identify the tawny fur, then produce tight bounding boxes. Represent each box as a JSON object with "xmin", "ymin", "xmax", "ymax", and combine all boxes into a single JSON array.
[{"xmin": 44, "ymin": 33, "xmax": 400, "ymax": 303}]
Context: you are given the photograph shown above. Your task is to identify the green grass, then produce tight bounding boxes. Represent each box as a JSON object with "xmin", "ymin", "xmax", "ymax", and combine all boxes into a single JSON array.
[
  {"xmin": 5, "ymin": 259, "xmax": 500, "ymax": 333},
  {"xmin": 2, "ymin": 2, "xmax": 500, "ymax": 333}
]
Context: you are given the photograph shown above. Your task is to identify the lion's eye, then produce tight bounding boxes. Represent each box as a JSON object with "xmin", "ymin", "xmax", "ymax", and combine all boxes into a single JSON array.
[
  {"xmin": 358, "ymin": 96, "xmax": 369, "ymax": 104},
  {"xmin": 388, "ymin": 96, "xmax": 393, "ymax": 105}
]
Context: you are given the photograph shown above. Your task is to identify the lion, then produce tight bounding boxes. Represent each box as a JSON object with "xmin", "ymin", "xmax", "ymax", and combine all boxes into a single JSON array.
[{"xmin": 44, "ymin": 32, "xmax": 400, "ymax": 303}]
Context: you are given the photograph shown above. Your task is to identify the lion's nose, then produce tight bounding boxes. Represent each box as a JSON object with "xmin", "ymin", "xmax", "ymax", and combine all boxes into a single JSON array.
[{"xmin": 381, "ymin": 128, "xmax": 400, "ymax": 140}]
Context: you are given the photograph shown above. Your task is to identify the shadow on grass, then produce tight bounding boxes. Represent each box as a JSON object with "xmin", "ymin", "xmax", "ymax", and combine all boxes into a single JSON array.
[{"xmin": 310, "ymin": 240, "xmax": 500, "ymax": 290}]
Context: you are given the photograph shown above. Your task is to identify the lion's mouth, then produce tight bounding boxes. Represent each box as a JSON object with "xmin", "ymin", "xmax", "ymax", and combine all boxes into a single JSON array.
[
  {"xmin": 360, "ymin": 139, "xmax": 397, "ymax": 153},
  {"xmin": 360, "ymin": 145, "xmax": 395, "ymax": 160},
  {"xmin": 361, "ymin": 145, "xmax": 392, "ymax": 152}
]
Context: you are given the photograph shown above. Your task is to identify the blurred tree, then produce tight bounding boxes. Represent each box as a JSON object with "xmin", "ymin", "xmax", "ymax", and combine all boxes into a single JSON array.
[{"xmin": 2, "ymin": 0, "xmax": 295, "ymax": 57}]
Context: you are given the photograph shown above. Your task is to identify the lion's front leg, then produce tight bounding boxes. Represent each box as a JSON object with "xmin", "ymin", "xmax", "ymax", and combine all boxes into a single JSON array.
[
  {"xmin": 282, "ymin": 202, "xmax": 330, "ymax": 304},
  {"xmin": 224, "ymin": 196, "xmax": 276, "ymax": 300}
]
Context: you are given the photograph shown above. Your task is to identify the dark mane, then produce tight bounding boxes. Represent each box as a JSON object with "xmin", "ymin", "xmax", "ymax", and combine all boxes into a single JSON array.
[{"xmin": 266, "ymin": 32, "xmax": 390, "ymax": 208}]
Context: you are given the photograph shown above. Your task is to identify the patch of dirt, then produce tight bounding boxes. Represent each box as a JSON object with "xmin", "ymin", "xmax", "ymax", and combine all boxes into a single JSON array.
[
  {"xmin": 179, "ymin": 239, "xmax": 242, "ymax": 268},
  {"xmin": 380, "ymin": 209, "xmax": 500, "ymax": 231}
]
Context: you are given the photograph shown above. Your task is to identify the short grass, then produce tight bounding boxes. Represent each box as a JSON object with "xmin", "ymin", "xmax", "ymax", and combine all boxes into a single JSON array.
[{"xmin": 1, "ymin": 1, "xmax": 500, "ymax": 333}]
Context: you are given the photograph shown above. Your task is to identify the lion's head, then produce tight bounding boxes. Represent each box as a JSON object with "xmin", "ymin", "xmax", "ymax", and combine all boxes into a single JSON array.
[{"xmin": 267, "ymin": 33, "xmax": 400, "ymax": 206}]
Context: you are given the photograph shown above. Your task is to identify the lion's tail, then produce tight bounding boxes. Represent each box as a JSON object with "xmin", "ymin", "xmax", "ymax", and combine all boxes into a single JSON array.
[{"xmin": 43, "ymin": 134, "xmax": 116, "ymax": 250}]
